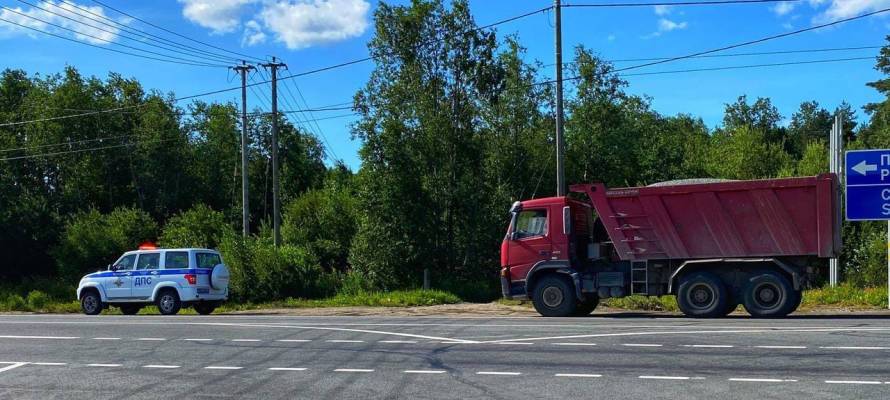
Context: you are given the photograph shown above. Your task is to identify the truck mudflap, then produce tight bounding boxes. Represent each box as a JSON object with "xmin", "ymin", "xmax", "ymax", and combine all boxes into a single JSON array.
[{"xmin": 500, "ymin": 273, "xmax": 511, "ymax": 298}]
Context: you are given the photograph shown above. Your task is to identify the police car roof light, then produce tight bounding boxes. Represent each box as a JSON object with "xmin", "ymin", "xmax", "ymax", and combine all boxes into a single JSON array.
[{"xmin": 138, "ymin": 242, "xmax": 157, "ymax": 250}]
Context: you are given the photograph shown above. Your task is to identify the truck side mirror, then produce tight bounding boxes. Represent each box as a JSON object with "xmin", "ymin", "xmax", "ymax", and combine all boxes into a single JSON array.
[{"xmin": 562, "ymin": 206, "xmax": 571, "ymax": 235}]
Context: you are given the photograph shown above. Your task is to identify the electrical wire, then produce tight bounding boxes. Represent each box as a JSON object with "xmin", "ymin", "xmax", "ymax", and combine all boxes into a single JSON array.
[
  {"xmin": 0, "ymin": 137, "xmax": 180, "ymax": 161},
  {"xmin": 619, "ymin": 56, "xmax": 874, "ymax": 77},
  {"xmin": 563, "ymin": 0, "xmax": 804, "ymax": 7}
]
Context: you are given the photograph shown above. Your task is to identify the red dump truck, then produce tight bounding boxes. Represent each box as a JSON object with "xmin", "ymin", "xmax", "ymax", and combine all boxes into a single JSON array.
[{"xmin": 500, "ymin": 174, "xmax": 841, "ymax": 318}]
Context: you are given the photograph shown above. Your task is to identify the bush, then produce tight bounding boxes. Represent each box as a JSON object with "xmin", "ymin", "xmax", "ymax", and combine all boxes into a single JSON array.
[
  {"xmin": 4, "ymin": 294, "xmax": 26, "ymax": 311},
  {"xmin": 26, "ymin": 290, "xmax": 50, "ymax": 310},
  {"xmin": 159, "ymin": 204, "xmax": 233, "ymax": 249},
  {"xmin": 53, "ymin": 207, "xmax": 158, "ymax": 280},
  {"xmin": 282, "ymin": 183, "xmax": 357, "ymax": 272}
]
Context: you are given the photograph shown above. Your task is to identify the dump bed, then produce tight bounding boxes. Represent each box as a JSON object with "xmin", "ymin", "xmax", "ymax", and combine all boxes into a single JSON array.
[{"xmin": 570, "ymin": 174, "xmax": 840, "ymax": 261}]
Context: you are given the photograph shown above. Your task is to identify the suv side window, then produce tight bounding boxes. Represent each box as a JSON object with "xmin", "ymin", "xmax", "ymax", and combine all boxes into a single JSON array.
[
  {"xmin": 114, "ymin": 254, "xmax": 137, "ymax": 270},
  {"xmin": 514, "ymin": 209, "xmax": 548, "ymax": 239},
  {"xmin": 135, "ymin": 253, "xmax": 160, "ymax": 270},
  {"xmin": 196, "ymin": 253, "xmax": 221, "ymax": 269},
  {"xmin": 164, "ymin": 252, "xmax": 189, "ymax": 269}
]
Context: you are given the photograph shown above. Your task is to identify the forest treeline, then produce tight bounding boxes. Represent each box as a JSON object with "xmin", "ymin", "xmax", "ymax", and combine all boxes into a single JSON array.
[{"xmin": 2, "ymin": 0, "xmax": 890, "ymax": 301}]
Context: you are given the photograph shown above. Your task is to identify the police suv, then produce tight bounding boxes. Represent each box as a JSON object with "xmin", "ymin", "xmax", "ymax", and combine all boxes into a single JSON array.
[{"xmin": 76, "ymin": 245, "xmax": 230, "ymax": 316}]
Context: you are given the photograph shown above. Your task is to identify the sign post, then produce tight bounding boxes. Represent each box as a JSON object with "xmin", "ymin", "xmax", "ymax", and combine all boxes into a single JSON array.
[{"xmin": 845, "ymin": 149, "xmax": 890, "ymax": 309}]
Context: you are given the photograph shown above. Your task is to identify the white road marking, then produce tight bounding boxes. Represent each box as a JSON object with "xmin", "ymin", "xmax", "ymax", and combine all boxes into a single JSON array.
[
  {"xmin": 622, "ymin": 344, "xmax": 663, "ymax": 347},
  {"xmin": 136, "ymin": 338, "xmax": 166, "ymax": 341},
  {"xmin": 92, "ymin": 337, "xmax": 121, "ymax": 340},
  {"xmin": 729, "ymin": 378, "xmax": 797, "ymax": 383},
  {"xmin": 32, "ymin": 362, "xmax": 67, "ymax": 366},
  {"xmin": 0, "ymin": 335, "xmax": 78, "ymax": 340},
  {"xmin": 379, "ymin": 340, "xmax": 417, "ymax": 344},
  {"xmin": 825, "ymin": 380, "xmax": 883, "ymax": 385},
  {"xmin": 639, "ymin": 375, "xmax": 690, "ymax": 380},
  {"xmin": 143, "ymin": 365, "xmax": 180, "ymax": 369},
  {"xmin": 268, "ymin": 367, "xmax": 307, "ymax": 371},
  {"xmin": 820, "ymin": 346, "xmax": 890, "ymax": 350},
  {"xmin": 0, "ymin": 362, "xmax": 27, "ymax": 373},
  {"xmin": 404, "ymin": 370, "xmax": 447, "ymax": 374},
  {"xmin": 476, "ymin": 371, "xmax": 521, "ymax": 376},
  {"xmin": 87, "ymin": 364, "xmax": 121, "ymax": 367},
  {"xmin": 231, "ymin": 339, "xmax": 261, "ymax": 342},
  {"xmin": 334, "ymin": 369, "xmax": 374, "ymax": 373},
  {"xmin": 485, "ymin": 327, "xmax": 890, "ymax": 343},
  {"xmin": 204, "ymin": 366, "xmax": 243, "ymax": 370},
  {"xmin": 683, "ymin": 345, "xmax": 734, "ymax": 348},
  {"xmin": 754, "ymin": 345, "xmax": 806, "ymax": 349},
  {"xmin": 489, "ymin": 342, "xmax": 534, "ymax": 345},
  {"xmin": 553, "ymin": 343, "xmax": 597, "ymax": 346},
  {"xmin": 555, "ymin": 373, "xmax": 602, "ymax": 378},
  {"xmin": 182, "ymin": 338, "xmax": 213, "ymax": 342},
  {"xmin": 439, "ymin": 341, "xmax": 468, "ymax": 344},
  {"xmin": 326, "ymin": 340, "xmax": 364, "ymax": 343},
  {"xmin": 276, "ymin": 339, "xmax": 311, "ymax": 343}
]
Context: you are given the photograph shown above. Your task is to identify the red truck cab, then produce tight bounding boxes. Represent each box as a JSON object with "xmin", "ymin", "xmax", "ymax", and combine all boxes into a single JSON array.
[{"xmin": 500, "ymin": 174, "xmax": 840, "ymax": 318}]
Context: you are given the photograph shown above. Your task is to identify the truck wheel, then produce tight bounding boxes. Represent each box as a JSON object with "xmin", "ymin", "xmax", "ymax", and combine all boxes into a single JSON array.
[
  {"xmin": 677, "ymin": 272, "xmax": 729, "ymax": 318},
  {"xmin": 156, "ymin": 289, "xmax": 181, "ymax": 316},
  {"xmin": 119, "ymin": 305, "xmax": 142, "ymax": 315},
  {"xmin": 80, "ymin": 290, "xmax": 103, "ymax": 315},
  {"xmin": 573, "ymin": 297, "xmax": 599, "ymax": 316},
  {"xmin": 742, "ymin": 272, "xmax": 795, "ymax": 318},
  {"xmin": 532, "ymin": 275, "xmax": 577, "ymax": 317},
  {"xmin": 194, "ymin": 303, "xmax": 217, "ymax": 315}
]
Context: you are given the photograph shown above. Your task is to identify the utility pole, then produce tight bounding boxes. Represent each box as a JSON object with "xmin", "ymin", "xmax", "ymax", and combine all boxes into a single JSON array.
[
  {"xmin": 554, "ymin": 0, "xmax": 566, "ymax": 197},
  {"xmin": 262, "ymin": 57, "xmax": 286, "ymax": 247},
  {"xmin": 233, "ymin": 61, "xmax": 255, "ymax": 238}
]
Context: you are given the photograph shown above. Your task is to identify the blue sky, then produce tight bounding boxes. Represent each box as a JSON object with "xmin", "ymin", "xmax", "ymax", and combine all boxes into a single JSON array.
[{"xmin": 1, "ymin": 0, "xmax": 889, "ymax": 169}]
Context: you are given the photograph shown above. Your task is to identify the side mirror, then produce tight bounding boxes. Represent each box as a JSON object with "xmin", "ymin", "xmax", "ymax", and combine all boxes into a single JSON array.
[
  {"xmin": 510, "ymin": 231, "xmax": 519, "ymax": 241},
  {"xmin": 109, "ymin": 264, "xmax": 119, "ymax": 271}
]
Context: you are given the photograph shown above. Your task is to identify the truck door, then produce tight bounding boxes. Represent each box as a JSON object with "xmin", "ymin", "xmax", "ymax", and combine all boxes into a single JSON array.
[
  {"xmin": 105, "ymin": 254, "xmax": 136, "ymax": 299},
  {"xmin": 505, "ymin": 208, "xmax": 552, "ymax": 282}
]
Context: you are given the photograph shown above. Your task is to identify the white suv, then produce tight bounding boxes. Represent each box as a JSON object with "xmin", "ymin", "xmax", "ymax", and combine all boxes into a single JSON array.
[{"xmin": 76, "ymin": 247, "xmax": 230, "ymax": 315}]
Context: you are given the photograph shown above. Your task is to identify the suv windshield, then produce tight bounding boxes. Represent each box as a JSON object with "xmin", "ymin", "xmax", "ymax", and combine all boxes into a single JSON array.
[{"xmin": 196, "ymin": 253, "xmax": 221, "ymax": 269}]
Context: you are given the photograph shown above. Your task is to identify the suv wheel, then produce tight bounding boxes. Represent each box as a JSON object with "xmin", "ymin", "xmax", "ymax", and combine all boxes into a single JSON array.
[
  {"xmin": 80, "ymin": 291, "xmax": 103, "ymax": 315},
  {"xmin": 677, "ymin": 272, "xmax": 728, "ymax": 318},
  {"xmin": 532, "ymin": 275, "xmax": 577, "ymax": 317},
  {"xmin": 194, "ymin": 303, "xmax": 217, "ymax": 315},
  {"xmin": 156, "ymin": 289, "xmax": 181, "ymax": 316}
]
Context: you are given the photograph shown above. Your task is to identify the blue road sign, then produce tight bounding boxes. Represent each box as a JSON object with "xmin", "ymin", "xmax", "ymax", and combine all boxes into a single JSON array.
[{"xmin": 846, "ymin": 149, "xmax": 890, "ymax": 221}]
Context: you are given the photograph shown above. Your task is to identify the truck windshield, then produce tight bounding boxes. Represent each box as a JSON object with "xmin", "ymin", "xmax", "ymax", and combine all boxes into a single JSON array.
[{"xmin": 513, "ymin": 209, "xmax": 547, "ymax": 239}]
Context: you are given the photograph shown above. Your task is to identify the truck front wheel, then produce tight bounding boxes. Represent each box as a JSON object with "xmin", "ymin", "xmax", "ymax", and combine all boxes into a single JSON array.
[
  {"xmin": 742, "ymin": 272, "xmax": 796, "ymax": 318},
  {"xmin": 677, "ymin": 272, "xmax": 729, "ymax": 318},
  {"xmin": 532, "ymin": 275, "xmax": 577, "ymax": 317},
  {"xmin": 573, "ymin": 296, "xmax": 600, "ymax": 316}
]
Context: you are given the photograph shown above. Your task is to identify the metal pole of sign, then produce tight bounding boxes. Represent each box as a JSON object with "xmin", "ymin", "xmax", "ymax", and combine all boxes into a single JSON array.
[
  {"xmin": 887, "ymin": 220, "xmax": 889, "ymax": 309},
  {"xmin": 829, "ymin": 116, "xmax": 839, "ymax": 287}
]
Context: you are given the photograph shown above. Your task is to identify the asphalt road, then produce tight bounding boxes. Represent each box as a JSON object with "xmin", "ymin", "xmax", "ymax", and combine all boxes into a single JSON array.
[{"xmin": 1, "ymin": 313, "xmax": 890, "ymax": 399}]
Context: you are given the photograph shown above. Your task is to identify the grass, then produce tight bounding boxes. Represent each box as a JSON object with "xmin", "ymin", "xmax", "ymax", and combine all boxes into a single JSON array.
[{"xmin": 800, "ymin": 284, "xmax": 888, "ymax": 309}]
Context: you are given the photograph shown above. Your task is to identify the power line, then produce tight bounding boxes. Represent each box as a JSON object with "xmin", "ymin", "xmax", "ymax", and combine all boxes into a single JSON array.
[
  {"xmin": 90, "ymin": 0, "xmax": 265, "ymax": 63},
  {"xmin": 52, "ymin": 0, "xmax": 244, "ymax": 64},
  {"xmin": 0, "ymin": 137, "xmax": 180, "ymax": 161},
  {"xmin": 0, "ymin": 7, "xmax": 230, "ymax": 67},
  {"xmin": 16, "ymin": 0, "xmax": 236, "ymax": 65},
  {"xmin": 563, "ymin": 0, "xmax": 804, "ymax": 7},
  {"xmin": 0, "ymin": 15, "xmax": 226, "ymax": 68},
  {"xmin": 548, "ymin": 45, "xmax": 882, "ymax": 66},
  {"xmin": 620, "ymin": 56, "xmax": 874, "ymax": 77}
]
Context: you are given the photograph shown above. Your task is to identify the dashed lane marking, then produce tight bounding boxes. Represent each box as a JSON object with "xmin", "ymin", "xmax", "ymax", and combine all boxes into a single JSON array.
[
  {"xmin": 404, "ymin": 370, "xmax": 447, "ymax": 374},
  {"xmin": 622, "ymin": 344, "xmax": 663, "ymax": 347},
  {"xmin": 205, "ymin": 366, "xmax": 243, "ymax": 370},
  {"xmin": 231, "ymin": 339, "xmax": 261, "ymax": 342},
  {"xmin": 87, "ymin": 364, "xmax": 121, "ymax": 367},
  {"xmin": 334, "ymin": 369, "xmax": 374, "ymax": 373},
  {"xmin": 143, "ymin": 365, "xmax": 180, "ymax": 369},
  {"xmin": 268, "ymin": 367, "xmax": 307, "ymax": 371},
  {"xmin": 825, "ymin": 380, "xmax": 883, "ymax": 385},
  {"xmin": 31, "ymin": 362, "xmax": 66, "ymax": 366},
  {"xmin": 182, "ymin": 338, "xmax": 213, "ymax": 342},
  {"xmin": 276, "ymin": 339, "xmax": 311, "ymax": 343},
  {"xmin": 820, "ymin": 346, "xmax": 890, "ymax": 350},
  {"xmin": 476, "ymin": 371, "xmax": 521, "ymax": 376},
  {"xmin": 639, "ymin": 375, "xmax": 691, "ymax": 380},
  {"xmin": 683, "ymin": 345, "xmax": 734, "ymax": 348},
  {"xmin": 379, "ymin": 340, "xmax": 417, "ymax": 344},
  {"xmin": 555, "ymin": 373, "xmax": 602, "ymax": 378},
  {"xmin": 0, "ymin": 335, "xmax": 78, "ymax": 340},
  {"xmin": 754, "ymin": 346, "xmax": 806, "ymax": 349},
  {"xmin": 326, "ymin": 340, "xmax": 364, "ymax": 343},
  {"xmin": 729, "ymin": 378, "xmax": 797, "ymax": 383}
]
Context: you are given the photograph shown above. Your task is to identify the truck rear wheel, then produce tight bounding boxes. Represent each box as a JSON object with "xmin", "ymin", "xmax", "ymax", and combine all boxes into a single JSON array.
[
  {"xmin": 532, "ymin": 275, "xmax": 577, "ymax": 317},
  {"xmin": 743, "ymin": 272, "xmax": 796, "ymax": 318},
  {"xmin": 677, "ymin": 272, "xmax": 729, "ymax": 318}
]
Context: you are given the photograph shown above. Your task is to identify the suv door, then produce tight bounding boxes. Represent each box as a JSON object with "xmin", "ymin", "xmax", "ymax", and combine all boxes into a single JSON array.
[
  {"xmin": 505, "ymin": 208, "xmax": 552, "ymax": 284},
  {"xmin": 132, "ymin": 252, "xmax": 161, "ymax": 299},
  {"xmin": 105, "ymin": 254, "xmax": 136, "ymax": 299}
]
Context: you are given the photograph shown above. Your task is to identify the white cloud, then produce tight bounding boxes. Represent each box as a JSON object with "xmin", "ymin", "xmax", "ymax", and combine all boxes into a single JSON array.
[
  {"xmin": 0, "ymin": 1, "xmax": 121, "ymax": 44},
  {"xmin": 658, "ymin": 18, "xmax": 687, "ymax": 31},
  {"xmin": 654, "ymin": 5, "xmax": 671, "ymax": 15},
  {"xmin": 771, "ymin": 2, "xmax": 796, "ymax": 16},
  {"xmin": 258, "ymin": 0, "xmax": 370, "ymax": 50},
  {"xmin": 241, "ymin": 19, "xmax": 266, "ymax": 46},
  {"xmin": 782, "ymin": 22, "xmax": 794, "ymax": 30},
  {"xmin": 813, "ymin": 0, "xmax": 890, "ymax": 22},
  {"xmin": 178, "ymin": 0, "xmax": 255, "ymax": 34}
]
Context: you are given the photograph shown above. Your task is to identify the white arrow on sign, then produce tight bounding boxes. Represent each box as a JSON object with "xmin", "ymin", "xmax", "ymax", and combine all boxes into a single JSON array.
[{"xmin": 852, "ymin": 160, "xmax": 878, "ymax": 176}]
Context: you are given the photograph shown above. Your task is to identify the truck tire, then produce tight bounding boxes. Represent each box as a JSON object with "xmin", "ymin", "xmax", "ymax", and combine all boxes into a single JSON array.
[
  {"xmin": 156, "ymin": 289, "xmax": 181, "ymax": 316},
  {"xmin": 119, "ymin": 305, "xmax": 142, "ymax": 315},
  {"xmin": 532, "ymin": 275, "xmax": 577, "ymax": 317},
  {"xmin": 80, "ymin": 290, "xmax": 103, "ymax": 315},
  {"xmin": 677, "ymin": 272, "xmax": 729, "ymax": 318},
  {"xmin": 742, "ymin": 271, "xmax": 795, "ymax": 318},
  {"xmin": 573, "ymin": 296, "xmax": 599, "ymax": 316}
]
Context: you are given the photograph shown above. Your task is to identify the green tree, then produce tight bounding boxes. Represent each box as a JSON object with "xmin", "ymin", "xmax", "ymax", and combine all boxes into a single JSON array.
[{"xmin": 159, "ymin": 204, "xmax": 233, "ymax": 249}]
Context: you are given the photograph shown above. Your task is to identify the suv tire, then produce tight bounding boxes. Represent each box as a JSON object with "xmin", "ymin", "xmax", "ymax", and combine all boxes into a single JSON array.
[
  {"xmin": 532, "ymin": 275, "xmax": 577, "ymax": 317},
  {"xmin": 677, "ymin": 272, "xmax": 729, "ymax": 318},
  {"xmin": 156, "ymin": 289, "xmax": 181, "ymax": 316},
  {"xmin": 80, "ymin": 290, "xmax": 103, "ymax": 315}
]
